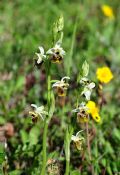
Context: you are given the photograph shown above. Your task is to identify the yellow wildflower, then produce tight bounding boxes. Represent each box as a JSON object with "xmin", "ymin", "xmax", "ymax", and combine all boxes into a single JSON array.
[
  {"xmin": 101, "ymin": 5, "xmax": 114, "ymax": 19},
  {"xmin": 96, "ymin": 67, "xmax": 113, "ymax": 84},
  {"xmin": 86, "ymin": 101, "xmax": 101, "ymax": 122}
]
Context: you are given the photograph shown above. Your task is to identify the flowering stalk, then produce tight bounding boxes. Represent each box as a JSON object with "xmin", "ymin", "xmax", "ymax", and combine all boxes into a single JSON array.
[
  {"xmin": 41, "ymin": 118, "xmax": 48, "ymax": 175},
  {"xmin": 47, "ymin": 62, "xmax": 51, "ymax": 109},
  {"xmin": 73, "ymin": 60, "xmax": 96, "ymax": 174},
  {"xmin": 40, "ymin": 61, "xmax": 51, "ymax": 175},
  {"xmin": 40, "ymin": 16, "xmax": 64, "ymax": 175}
]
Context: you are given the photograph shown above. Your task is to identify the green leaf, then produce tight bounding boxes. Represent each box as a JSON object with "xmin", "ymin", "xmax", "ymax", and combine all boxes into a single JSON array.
[
  {"xmin": 71, "ymin": 170, "xmax": 81, "ymax": 175},
  {"xmin": 20, "ymin": 130, "xmax": 29, "ymax": 144},
  {"xmin": 0, "ymin": 116, "xmax": 6, "ymax": 125},
  {"xmin": 0, "ymin": 152, "xmax": 5, "ymax": 164},
  {"xmin": 101, "ymin": 158, "xmax": 106, "ymax": 167},
  {"xmin": 64, "ymin": 127, "xmax": 73, "ymax": 161},
  {"xmin": 107, "ymin": 166, "xmax": 113, "ymax": 175},
  {"xmin": 82, "ymin": 60, "xmax": 89, "ymax": 77},
  {"xmin": 9, "ymin": 170, "xmax": 21, "ymax": 175},
  {"xmin": 29, "ymin": 126, "xmax": 40, "ymax": 145},
  {"xmin": 15, "ymin": 76, "xmax": 25, "ymax": 91},
  {"xmin": 105, "ymin": 142, "xmax": 114, "ymax": 154},
  {"xmin": 113, "ymin": 128, "xmax": 120, "ymax": 141}
]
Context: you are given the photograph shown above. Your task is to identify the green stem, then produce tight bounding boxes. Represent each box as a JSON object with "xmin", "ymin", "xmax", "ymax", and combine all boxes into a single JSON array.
[
  {"xmin": 40, "ymin": 118, "xmax": 48, "ymax": 175},
  {"xmin": 86, "ymin": 122, "xmax": 91, "ymax": 161},
  {"xmin": 47, "ymin": 73, "xmax": 51, "ymax": 110},
  {"xmin": 65, "ymin": 128, "xmax": 71, "ymax": 175},
  {"xmin": 65, "ymin": 160, "xmax": 70, "ymax": 175},
  {"xmin": 86, "ymin": 122, "xmax": 95, "ymax": 175},
  {"xmin": 65, "ymin": 142, "xmax": 70, "ymax": 175},
  {"xmin": 40, "ymin": 62, "xmax": 51, "ymax": 175}
]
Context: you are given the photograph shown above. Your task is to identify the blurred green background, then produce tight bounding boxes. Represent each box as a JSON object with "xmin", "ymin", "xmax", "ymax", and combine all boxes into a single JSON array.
[{"xmin": 0, "ymin": 0, "xmax": 120, "ymax": 174}]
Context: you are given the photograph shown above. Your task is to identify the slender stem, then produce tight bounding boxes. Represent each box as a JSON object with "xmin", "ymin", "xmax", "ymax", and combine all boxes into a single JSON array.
[
  {"xmin": 65, "ymin": 160, "xmax": 70, "ymax": 175},
  {"xmin": 47, "ymin": 73, "xmax": 51, "ymax": 110},
  {"xmin": 86, "ymin": 122, "xmax": 95, "ymax": 175},
  {"xmin": 86, "ymin": 122, "xmax": 91, "ymax": 161},
  {"xmin": 40, "ymin": 62, "xmax": 51, "ymax": 175},
  {"xmin": 65, "ymin": 129, "xmax": 70, "ymax": 175},
  {"xmin": 40, "ymin": 118, "xmax": 48, "ymax": 175}
]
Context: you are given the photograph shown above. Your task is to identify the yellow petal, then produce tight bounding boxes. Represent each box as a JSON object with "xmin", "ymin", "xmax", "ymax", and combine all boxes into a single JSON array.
[
  {"xmin": 92, "ymin": 114, "xmax": 101, "ymax": 123},
  {"xmin": 101, "ymin": 5, "xmax": 114, "ymax": 19},
  {"xmin": 86, "ymin": 101, "xmax": 101, "ymax": 123},
  {"xmin": 96, "ymin": 67, "xmax": 113, "ymax": 84}
]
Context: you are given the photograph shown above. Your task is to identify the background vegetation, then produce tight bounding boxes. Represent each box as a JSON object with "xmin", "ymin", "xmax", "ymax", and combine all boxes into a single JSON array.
[{"xmin": 0, "ymin": 0, "xmax": 120, "ymax": 174}]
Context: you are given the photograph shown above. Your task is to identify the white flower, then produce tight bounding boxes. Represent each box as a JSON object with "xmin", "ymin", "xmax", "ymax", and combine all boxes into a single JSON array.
[
  {"xmin": 71, "ymin": 130, "xmax": 84, "ymax": 151},
  {"xmin": 80, "ymin": 75, "xmax": 95, "ymax": 100},
  {"xmin": 81, "ymin": 82, "xmax": 95, "ymax": 101},
  {"xmin": 72, "ymin": 102, "xmax": 88, "ymax": 113},
  {"xmin": 35, "ymin": 46, "xmax": 46, "ymax": 64},
  {"xmin": 52, "ymin": 76, "xmax": 70, "ymax": 96},
  {"xmin": 71, "ymin": 135, "xmax": 80, "ymax": 142},
  {"xmin": 52, "ymin": 76, "xmax": 70, "ymax": 88},
  {"xmin": 5, "ymin": 141, "xmax": 7, "ymax": 149},
  {"xmin": 30, "ymin": 104, "xmax": 48, "ymax": 120},
  {"xmin": 71, "ymin": 130, "xmax": 84, "ymax": 142},
  {"xmin": 47, "ymin": 42, "xmax": 65, "ymax": 58}
]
